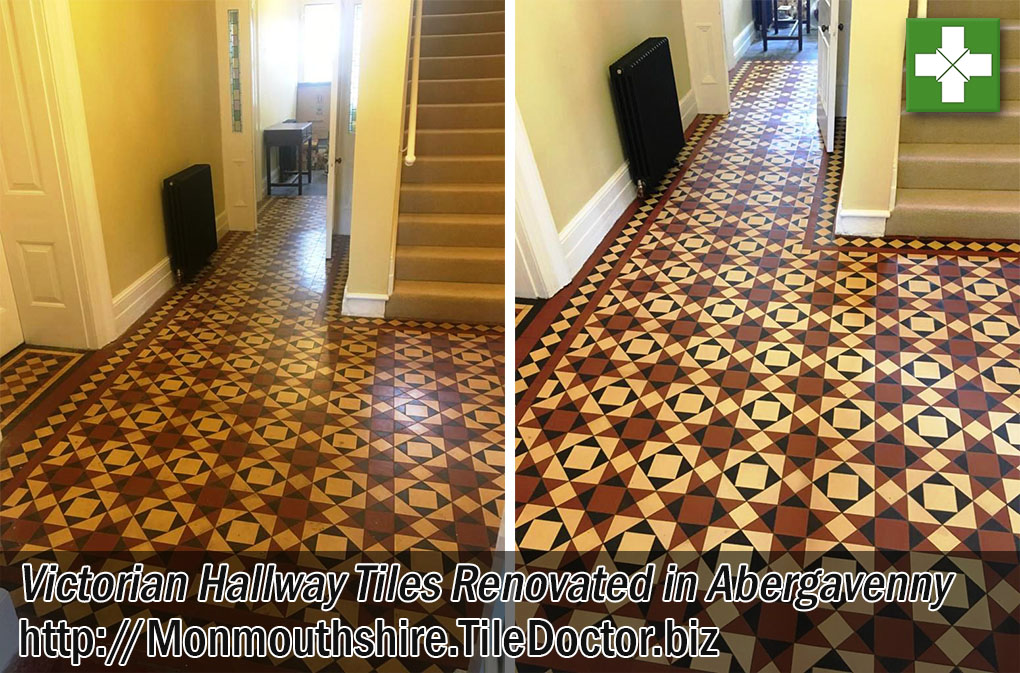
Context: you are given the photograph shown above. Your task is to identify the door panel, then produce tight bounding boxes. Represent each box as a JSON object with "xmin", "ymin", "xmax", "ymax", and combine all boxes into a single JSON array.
[
  {"xmin": 0, "ymin": 230, "xmax": 23, "ymax": 357},
  {"xmin": 817, "ymin": 0, "xmax": 841, "ymax": 152},
  {"xmin": 326, "ymin": 0, "xmax": 358, "ymax": 246},
  {"xmin": 216, "ymin": 0, "xmax": 258, "ymax": 232},
  {"xmin": 0, "ymin": 0, "xmax": 89, "ymax": 347}
]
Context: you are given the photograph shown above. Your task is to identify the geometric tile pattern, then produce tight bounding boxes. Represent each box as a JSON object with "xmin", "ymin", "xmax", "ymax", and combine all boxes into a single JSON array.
[
  {"xmin": 515, "ymin": 58, "xmax": 1019, "ymax": 673},
  {"xmin": 0, "ymin": 347, "xmax": 85, "ymax": 434},
  {"xmin": 2, "ymin": 195, "xmax": 504, "ymax": 555},
  {"xmin": 516, "ymin": 59, "xmax": 1020, "ymax": 555}
]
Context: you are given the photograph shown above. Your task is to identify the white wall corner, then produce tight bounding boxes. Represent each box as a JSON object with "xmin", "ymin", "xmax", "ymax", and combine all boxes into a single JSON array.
[
  {"xmin": 514, "ymin": 103, "xmax": 571, "ymax": 298},
  {"xmin": 559, "ymin": 162, "xmax": 637, "ymax": 278},
  {"xmin": 112, "ymin": 257, "xmax": 175, "ymax": 337},
  {"xmin": 835, "ymin": 204, "xmax": 889, "ymax": 238},
  {"xmin": 216, "ymin": 210, "xmax": 229, "ymax": 240},
  {"xmin": 679, "ymin": 88, "xmax": 699, "ymax": 132},
  {"xmin": 733, "ymin": 22, "xmax": 754, "ymax": 64},
  {"xmin": 341, "ymin": 290, "xmax": 388, "ymax": 318}
]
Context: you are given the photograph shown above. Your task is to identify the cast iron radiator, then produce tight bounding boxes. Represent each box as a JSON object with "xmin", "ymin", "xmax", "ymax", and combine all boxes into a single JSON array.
[
  {"xmin": 609, "ymin": 37, "xmax": 686, "ymax": 197},
  {"xmin": 162, "ymin": 164, "xmax": 218, "ymax": 281}
]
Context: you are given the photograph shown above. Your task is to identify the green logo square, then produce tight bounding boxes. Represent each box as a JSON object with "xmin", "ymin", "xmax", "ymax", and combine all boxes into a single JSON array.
[{"xmin": 905, "ymin": 18, "xmax": 1000, "ymax": 112}]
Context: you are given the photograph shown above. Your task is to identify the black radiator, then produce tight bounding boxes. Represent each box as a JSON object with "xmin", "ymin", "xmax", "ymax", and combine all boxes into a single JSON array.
[
  {"xmin": 609, "ymin": 37, "xmax": 686, "ymax": 196},
  {"xmin": 162, "ymin": 164, "xmax": 218, "ymax": 280}
]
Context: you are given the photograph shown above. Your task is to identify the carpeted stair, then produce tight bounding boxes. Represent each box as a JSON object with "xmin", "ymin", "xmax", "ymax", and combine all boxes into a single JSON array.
[
  {"xmin": 386, "ymin": 0, "xmax": 505, "ymax": 324},
  {"xmin": 888, "ymin": 0, "xmax": 1020, "ymax": 239}
]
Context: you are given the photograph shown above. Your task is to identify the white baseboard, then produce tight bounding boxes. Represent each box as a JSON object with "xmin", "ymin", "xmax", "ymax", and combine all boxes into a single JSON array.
[
  {"xmin": 341, "ymin": 289, "xmax": 388, "ymax": 318},
  {"xmin": 733, "ymin": 22, "xmax": 754, "ymax": 64},
  {"xmin": 558, "ymin": 162, "xmax": 637, "ymax": 278},
  {"xmin": 836, "ymin": 207, "xmax": 888, "ymax": 237},
  {"xmin": 679, "ymin": 88, "xmax": 699, "ymax": 132},
  {"xmin": 216, "ymin": 210, "xmax": 228, "ymax": 240},
  {"xmin": 112, "ymin": 256, "xmax": 175, "ymax": 336}
]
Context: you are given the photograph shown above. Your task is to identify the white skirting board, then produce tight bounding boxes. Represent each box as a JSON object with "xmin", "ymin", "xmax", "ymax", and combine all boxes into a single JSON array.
[
  {"xmin": 733, "ymin": 22, "xmax": 754, "ymax": 65},
  {"xmin": 835, "ymin": 207, "xmax": 889, "ymax": 237},
  {"xmin": 558, "ymin": 163, "xmax": 638, "ymax": 279},
  {"xmin": 341, "ymin": 290, "xmax": 388, "ymax": 318},
  {"xmin": 680, "ymin": 88, "xmax": 699, "ymax": 132},
  {"xmin": 112, "ymin": 257, "xmax": 175, "ymax": 337}
]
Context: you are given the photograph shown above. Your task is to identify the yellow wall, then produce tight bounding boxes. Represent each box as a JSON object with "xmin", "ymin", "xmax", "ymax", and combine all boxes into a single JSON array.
[
  {"xmin": 840, "ymin": 0, "xmax": 909, "ymax": 215},
  {"xmin": 722, "ymin": 0, "xmax": 754, "ymax": 67},
  {"xmin": 257, "ymin": 0, "xmax": 301, "ymax": 194},
  {"xmin": 346, "ymin": 0, "xmax": 411, "ymax": 298},
  {"xmin": 70, "ymin": 0, "xmax": 225, "ymax": 296},
  {"xmin": 516, "ymin": 0, "xmax": 693, "ymax": 232}
]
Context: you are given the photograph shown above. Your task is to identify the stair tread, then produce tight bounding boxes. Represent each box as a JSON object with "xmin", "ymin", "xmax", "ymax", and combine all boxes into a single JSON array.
[
  {"xmin": 400, "ymin": 182, "xmax": 503, "ymax": 192},
  {"xmin": 422, "ymin": 31, "xmax": 504, "ymax": 38},
  {"xmin": 903, "ymin": 99, "xmax": 1020, "ymax": 115},
  {"xmin": 417, "ymin": 76, "xmax": 504, "ymax": 84},
  {"xmin": 896, "ymin": 188, "xmax": 1020, "ymax": 209},
  {"xmin": 411, "ymin": 154, "xmax": 503, "ymax": 162},
  {"xmin": 397, "ymin": 245, "xmax": 503, "ymax": 260},
  {"xmin": 899, "ymin": 143, "xmax": 1020, "ymax": 161},
  {"xmin": 400, "ymin": 212, "xmax": 503, "ymax": 223},
  {"xmin": 413, "ymin": 128, "xmax": 502, "ymax": 134},
  {"xmin": 414, "ymin": 101, "xmax": 503, "ymax": 108},
  {"xmin": 391, "ymin": 279, "xmax": 503, "ymax": 298}
]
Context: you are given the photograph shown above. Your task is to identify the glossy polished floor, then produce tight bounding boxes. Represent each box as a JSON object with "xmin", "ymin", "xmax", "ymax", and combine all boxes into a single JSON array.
[
  {"xmin": 1, "ymin": 196, "xmax": 504, "ymax": 554},
  {"xmin": 517, "ymin": 60, "xmax": 1019, "ymax": 554},
  {"xmin": 515, "ymin": 57, "xmax": 1019, "ymax": 673}
]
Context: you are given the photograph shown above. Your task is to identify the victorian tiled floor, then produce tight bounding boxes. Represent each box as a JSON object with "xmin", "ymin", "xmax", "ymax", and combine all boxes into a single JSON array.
[
  {"xmin": 1, "ymin": 195, "xmax": 504, "ymax": 555},
  {"xmin": 515, "ymin": 59, "xmax": 1018, "ymax": 671}
]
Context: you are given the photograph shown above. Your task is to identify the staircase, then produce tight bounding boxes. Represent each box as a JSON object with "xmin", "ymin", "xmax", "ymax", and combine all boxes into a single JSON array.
[
  {"xmin": 888, "ymin": 0, "xmax": 1020, "ymax": 239},
  {"xmin": 385, "ymin": 0, "xmax": 504, "ymax": 324}
]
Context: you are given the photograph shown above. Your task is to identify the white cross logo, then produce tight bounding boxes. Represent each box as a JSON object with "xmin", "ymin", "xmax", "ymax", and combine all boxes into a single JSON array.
[{"xmin": 915, "ymin": 26, "xmax": 992, "ymax": 103}]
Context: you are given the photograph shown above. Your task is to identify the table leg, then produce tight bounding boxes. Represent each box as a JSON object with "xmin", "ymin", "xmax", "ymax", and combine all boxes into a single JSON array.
[
  {"xmin": 297, "ymin": 140, "xmax": 303, "ymax": 196},
  {"xmin": 307, "ymin": 137, "xmax": 312, "ymax": 181},
  {"xmin": 266, "ymin": 141, "xmax": 272, "ymax": 197},
  {"xmin": 797, "ymin": 1, "xmax": 803, "ymax": 51}
]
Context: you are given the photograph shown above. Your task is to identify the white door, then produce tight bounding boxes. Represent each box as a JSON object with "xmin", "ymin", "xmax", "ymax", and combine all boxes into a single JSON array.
[
  {"xmin": 679, "ymin": 0, "xmax": 731, "ymax": 115},
  {"xmin": 817, "ymin": 0, "xmax": 841, "ymax": 152},
  {"xmin": 216, "ymin": 0, "xmax": 259, "ymax": 232},
  {"xmin": 0, "ymin": 0, "xmax": 92, "ymax": 348},
  {"xmin": 326, "ymin": 0, "xmax": 359, "ymax": 249},
  {"xmin": 0, "ymin": 231, "xmax": 23, "ymax": 357}
]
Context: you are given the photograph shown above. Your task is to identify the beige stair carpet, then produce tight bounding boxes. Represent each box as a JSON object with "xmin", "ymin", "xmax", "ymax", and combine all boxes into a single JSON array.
[
  {"xmin": 387, "ymin": 0, "xmax": 505, "ymax": 324},
  {"xmin": 889, "ymin": 0, "xmax": 1020, "ymax": 239}
]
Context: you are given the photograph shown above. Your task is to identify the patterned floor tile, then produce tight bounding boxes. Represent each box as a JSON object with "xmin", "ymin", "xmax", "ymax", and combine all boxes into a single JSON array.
[
  {"xmin": 1, "ymin": 196, "xmax": 504, "ymax": 555},
  {"xmin": 1, "ymin": 347, "xmax": 85, "ymax": 434},
  {"xmin": 516, "ymin": 59, "xmax": 1019, "ymax": 554}
]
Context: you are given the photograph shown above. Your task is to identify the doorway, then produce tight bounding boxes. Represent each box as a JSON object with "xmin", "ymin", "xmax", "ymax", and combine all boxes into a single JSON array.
[{"xmin": 217, "ymin": 0, "xmax": 360, "ymax": 260}]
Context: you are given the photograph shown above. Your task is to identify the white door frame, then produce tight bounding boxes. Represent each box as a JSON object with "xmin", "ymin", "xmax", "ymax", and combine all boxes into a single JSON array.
[
  {"xmin": 216, "ymin": 0, "xmax": 259, "ymax": 233},
  {"xmin": 0, "ymin": 0, "xmax": 116, "ymax": 350},
  {"xmin": 513, "ymin": 103, "xmax": 570, "ymax": 300},
  {"xmin": 680, "ymin": 0, "xmax": 731, "ymax": 115},
  {"xmin": 326, "ymin": 0, "xmax": 358, "ymax": 252}
]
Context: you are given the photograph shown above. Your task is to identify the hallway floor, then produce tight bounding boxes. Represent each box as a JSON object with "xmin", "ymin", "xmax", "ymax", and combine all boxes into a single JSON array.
[
  {"xmin": 1, "ymin": 196, "xmax": 504, "ymax": 554},
  {"xmin": 515, "ymin": 57, "xmax": 1018, "ymax": 672},
  {"xmin": 517, "ymin": 59, "xmax": 1019, "ymax": 554}
]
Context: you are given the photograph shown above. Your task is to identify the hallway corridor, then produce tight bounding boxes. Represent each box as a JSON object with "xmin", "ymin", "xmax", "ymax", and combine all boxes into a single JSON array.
[
  {"xmin": 517, "ymin": 59, "xmax": 1019, "ymax": 554},
  {"xmin": 1, "ymin": 196, "xmax": 504, "ymax": 554}
]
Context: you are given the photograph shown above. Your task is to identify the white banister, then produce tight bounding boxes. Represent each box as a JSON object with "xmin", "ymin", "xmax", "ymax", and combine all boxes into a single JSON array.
[
  {"xmin": 404, "ymin": 0, "xmax": 424, "ymax": 166},
  {"xmin": 917, "ymin": 0, "xmax": 927, "ymax": 17}
]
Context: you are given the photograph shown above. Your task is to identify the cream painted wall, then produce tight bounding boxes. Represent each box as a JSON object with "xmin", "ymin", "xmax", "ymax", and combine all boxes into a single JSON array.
[
  {"xmin": 69, "ymin": 0, "xmax": 225, "ymax": 296},
  {"xmin": 345, "ymin": 0, "xmax": 411, "ymax": 298},
  {"xmin": 722, "ymin": 0, "xmax": 754, "ymax": 69},
  {"xmin": 839, "ymin": 0, "xmax": 908, "ymax": 214},
  {"xmin": 516, "ymin": 0, "xmax": 693, "ymax": 232},
  {"xmin": 256, "ymin": 0, "xmax": 301, "ymax": 194}
]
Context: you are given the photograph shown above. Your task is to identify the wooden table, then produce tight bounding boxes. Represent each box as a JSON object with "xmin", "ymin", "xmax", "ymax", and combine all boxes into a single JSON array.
[{"xmin": 264, "ymin": 122, "xmax": 313, "ymax": 196}]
